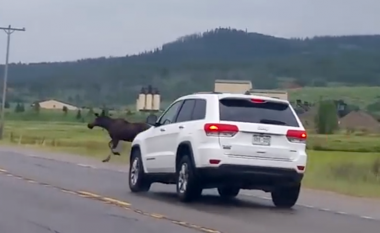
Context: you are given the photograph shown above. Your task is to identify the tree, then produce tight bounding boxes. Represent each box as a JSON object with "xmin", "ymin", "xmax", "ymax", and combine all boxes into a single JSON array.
[
  {"xmin": 87, "ymin": 107, "xmax": 94, "ymax": 116},
  {"xmin": 14, "ymin": 102, "xmax": 25, "ymax": 113},
  {"xmin": 126, "ymin": 109, "xmax": 133, "ymax": 115},
  {"xmin": 76, "ymin": 109, "xmax": 82, "ymax": 119},
  {"xmin": 4, "ymin": 101, "xmax": 10, "ymax": 109},
  {"xmin": 19, "ymin": 103, "xmax": 25, "ymax": 112},
  {"xmin": 314, "ymin": 100, "xmax": 339, "ymax": 134},
  {"xmin": 33, "ymin": 102, "xmax": 40, "ymax": 114},
  {"xmin": 100, "ymin": 106, "xmax": 108, "ymax": 116},
  {"xmin": 62, "ymin": 106, "xmax": 68, "ymax": 115},
  {"xmin": 14, "ymin": 103, "xmax": 22, "ymax": 113}
]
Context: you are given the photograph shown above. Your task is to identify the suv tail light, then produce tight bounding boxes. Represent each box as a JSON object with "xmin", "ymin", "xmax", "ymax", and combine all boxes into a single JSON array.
[
  {"xmin": 286, "ymin": 130, "xmax": 307, "ymax": 143},
  {"xmin": 204, "ymin": 123, "xmax": 239, "ymax": 137}
]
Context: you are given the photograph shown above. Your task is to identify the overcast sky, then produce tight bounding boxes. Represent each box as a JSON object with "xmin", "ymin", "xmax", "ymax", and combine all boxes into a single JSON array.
[{"xmin": 0, "ymin": 0, "xmax": 379, "ymax": 63}]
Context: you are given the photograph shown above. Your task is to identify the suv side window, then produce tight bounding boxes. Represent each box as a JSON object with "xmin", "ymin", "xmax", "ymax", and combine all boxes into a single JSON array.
[
  {"xmin": 158, "ymin": 101, "xmax": 183, "ymax": 125},
  {"xmin": 175, "ymin": 99, "xmax": 196, "ymax": 123},
  {"xmin": 191, "ymin": 99, "xmax": 206, "ymax": 120}
]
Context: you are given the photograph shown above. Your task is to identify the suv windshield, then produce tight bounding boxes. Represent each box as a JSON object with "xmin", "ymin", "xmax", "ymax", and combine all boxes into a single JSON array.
[{"xmin": 219, "ymin": 98, "xmax": 299, "ymax": 127}]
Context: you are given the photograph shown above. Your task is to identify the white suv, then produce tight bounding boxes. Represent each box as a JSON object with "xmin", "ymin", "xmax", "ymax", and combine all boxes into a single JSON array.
[{"xmin": 128, "ymin": 92, "xmax": 307, "ymax": 208}]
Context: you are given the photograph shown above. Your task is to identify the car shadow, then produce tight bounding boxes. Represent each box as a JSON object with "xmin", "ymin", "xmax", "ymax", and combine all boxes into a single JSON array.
[{"xmin": 138, "ymin": 190, "xmax": 297, "ymax": 215}]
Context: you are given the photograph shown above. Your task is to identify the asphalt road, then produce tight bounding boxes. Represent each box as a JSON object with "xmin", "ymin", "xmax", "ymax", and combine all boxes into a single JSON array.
[
  {"xmin": 0, "ymin": 163, "xmax": 199, "ymax": 233},
  {"xmin": 0, "ymin": 147, "xmax": 380, "ymax": 233}
]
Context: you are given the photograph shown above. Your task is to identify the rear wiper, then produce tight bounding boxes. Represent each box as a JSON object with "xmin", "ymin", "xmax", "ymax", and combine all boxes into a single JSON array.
[{"xmin": 260, "ymin": 119, "xmax": 286, "ymax": 125}]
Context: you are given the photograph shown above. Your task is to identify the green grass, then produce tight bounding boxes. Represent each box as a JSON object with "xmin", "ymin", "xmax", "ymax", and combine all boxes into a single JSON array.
[
  {"xmin": 307, "ymin": 133, "xmax": 380, "ymax": 152},
  {"xmin": 2, "ymin": 120, "xmax": 380, "ymax": 197},
  {"xmin": 288, "ymin": 86, "xmax": 380, "ymax": 106},
  {"xmin": 2, "ymin": 120, "xmax": 130, "ymax": 163},
  {"xmin": 304, "ymin": 151, "xmax": 380, "ymax": 198}
]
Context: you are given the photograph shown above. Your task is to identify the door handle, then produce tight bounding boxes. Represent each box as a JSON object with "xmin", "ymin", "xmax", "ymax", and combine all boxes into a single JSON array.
[
  {"xmin": 179, "ymin": 126, "xmax": 184, "ymax": 129},
  {"xmin": 160, "ymin": 128, "xmax": 166, "ymax": 132}
]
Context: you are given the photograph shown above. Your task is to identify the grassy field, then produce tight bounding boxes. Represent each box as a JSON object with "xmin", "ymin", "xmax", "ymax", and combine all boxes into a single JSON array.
[
  {"xmin": 306, "ymin": 133, "xmax": 380, "ymax": 152},
  {"xmin": 304, "ymin": 151, "xmax": 380, "ymax": 198},
  {"xmin": 2, "ymin": 121, "xmax": 131, "ymax": 163},
  {"xmin": 1, "ymin": 120, "xmax": 379, "ymax": 198},
  {"xmin": 288, "ymin": 86, "xmax": 380, "ymax": 107}
]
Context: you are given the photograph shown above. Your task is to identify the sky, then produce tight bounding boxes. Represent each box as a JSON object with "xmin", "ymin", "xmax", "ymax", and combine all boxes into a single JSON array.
[{"xmin": 0, "ymin": 0, "xmax": 379, "ymax": 63}]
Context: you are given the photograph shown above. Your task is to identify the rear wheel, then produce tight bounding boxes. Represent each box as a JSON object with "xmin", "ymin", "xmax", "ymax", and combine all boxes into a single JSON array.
[
  {"xmin": 129, "ymin": 150, "xmax": 151, "ymax": 192},
  {"xmin": 176, "ymin": 156, "xmax": 202, "ymax": 202},
  {"xmin": 271, "ymin": 183, "xmax": 300, "ymax": 208},
  {"xmin": 217, "ymin": 187, "xmax": 240, "ymax": 199}
]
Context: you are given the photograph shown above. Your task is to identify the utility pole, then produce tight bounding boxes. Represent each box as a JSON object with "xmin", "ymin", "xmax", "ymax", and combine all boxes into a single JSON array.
[{"xmin": 0, "ymin": 25, "xmax": 25, "ymax": 139}]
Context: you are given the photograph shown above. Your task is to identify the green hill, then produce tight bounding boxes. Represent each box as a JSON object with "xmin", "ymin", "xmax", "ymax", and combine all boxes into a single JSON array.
[{"xmin": 1, "ymin": 28, "xmax": 380, "ymax": 107}]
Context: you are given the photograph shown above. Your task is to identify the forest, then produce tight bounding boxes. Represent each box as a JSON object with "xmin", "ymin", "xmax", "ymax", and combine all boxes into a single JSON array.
[{"xmin": 1, "ymin": 28, "xmax": 380, "ymax": 107}]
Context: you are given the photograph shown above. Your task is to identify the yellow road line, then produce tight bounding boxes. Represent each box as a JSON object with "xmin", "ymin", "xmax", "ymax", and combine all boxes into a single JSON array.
[
  {"xmin": 0, "ymin": 167, "xmax": 222, "ymax": 233},
  {"xmin": 150, "ymin": 213, "xmax": 165, "ymax": 219},
  {"xmin": 61, "ymin": 190, "xmax": 78, "ymax": 195},
  {"xmin": 102, "ymin": 197, "xmax": 131, "ymax": 207},
  {"xmin": 77, "ymin": 191, "xmax": 100, "ymax": 198}
]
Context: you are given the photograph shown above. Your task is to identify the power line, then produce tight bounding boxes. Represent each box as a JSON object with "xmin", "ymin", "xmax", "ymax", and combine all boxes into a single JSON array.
[{"xmin": 0, "ymin": 25, "xmax": 25, "ymax": 139}]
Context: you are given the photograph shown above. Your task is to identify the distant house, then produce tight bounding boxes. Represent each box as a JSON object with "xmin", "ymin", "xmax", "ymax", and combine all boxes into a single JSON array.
[
  {"xmin": 339, "ymin": 110, "xmax": 380, "ymax": 133},
  {"xmin": 32, "ymin": 99, "xmax": 78, "ymax": 111},
  {"xmin": 214, "ymin": 79, "xmax": 252, "ymax": 94}
]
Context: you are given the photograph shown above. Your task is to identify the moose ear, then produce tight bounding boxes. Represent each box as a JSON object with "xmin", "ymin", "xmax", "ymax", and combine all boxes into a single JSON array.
[{"xmin": 94, "ymin": 113, "xmax": 99, "ymax": 117}]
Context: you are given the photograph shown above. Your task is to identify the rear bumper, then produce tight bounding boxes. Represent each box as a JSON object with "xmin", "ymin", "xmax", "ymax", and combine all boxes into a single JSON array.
[
  {"xmin": 195, "ymin": 146, "xmax": 307, "ymax": 171},
  {"xmin": 195, "ymin": 165, "xmax": 303, "ymax": 189}
]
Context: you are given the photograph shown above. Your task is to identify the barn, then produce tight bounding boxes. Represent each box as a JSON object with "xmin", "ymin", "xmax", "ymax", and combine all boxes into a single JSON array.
[{"xmin": 33, "ymin": 99, "xmax": 78, "ymax": 110}]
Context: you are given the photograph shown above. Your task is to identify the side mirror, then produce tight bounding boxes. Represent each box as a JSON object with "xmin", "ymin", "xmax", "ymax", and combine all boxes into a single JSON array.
[{"xmin": 146, "ymin": 114, "xmax": 158, "ymax": 126}]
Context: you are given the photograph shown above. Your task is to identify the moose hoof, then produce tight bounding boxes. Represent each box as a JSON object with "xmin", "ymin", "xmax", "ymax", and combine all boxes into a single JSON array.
[{"xmin": 102, "ymin": 156, "xmax": 111, "ymax": 163}]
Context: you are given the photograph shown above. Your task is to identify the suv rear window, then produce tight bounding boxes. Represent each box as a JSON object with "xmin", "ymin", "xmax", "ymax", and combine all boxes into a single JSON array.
[{"xmin": 219, "ymin": 98, "xmax": 299, "ymax": 127}]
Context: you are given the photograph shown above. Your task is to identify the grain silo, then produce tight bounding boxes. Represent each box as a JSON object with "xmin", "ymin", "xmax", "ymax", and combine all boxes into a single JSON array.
[
  {"xmin": 138, "ymin": 87, "xmax": 147, "ymax": 110},
  {"xmin": 152, "ymin": 88, "xmax": 161, "ymax": 111},
  {"xmin": 145, "ymin": 85, "xmax": 153, "ymax": 110}
]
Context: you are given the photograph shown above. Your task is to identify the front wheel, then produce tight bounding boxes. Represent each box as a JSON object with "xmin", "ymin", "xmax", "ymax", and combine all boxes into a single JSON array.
[
  {"xmin": 129, "ymin": 150, "xmax": 151, "ymax": 193},
  {"xmin": 271, "ymin": 183, "xmax": 300, "ymax": 208}
]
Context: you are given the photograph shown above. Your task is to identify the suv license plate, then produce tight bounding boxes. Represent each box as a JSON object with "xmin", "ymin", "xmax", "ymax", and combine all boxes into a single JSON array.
[{"xmin": 252, "ymin": 134, "xmax": 271, "ymax": 146}]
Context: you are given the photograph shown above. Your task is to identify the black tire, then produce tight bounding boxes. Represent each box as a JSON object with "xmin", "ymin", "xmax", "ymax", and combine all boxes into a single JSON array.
[
  {"xmin": 176, "ymin": 156, "xmax": 202, "ymax": 202},
  {"xmin": 128, "ymin": 149, "xmax": 151, "ymax": 193},
  {"xmin": 217, "ymin": 187, "xmax": 240, "ymax": 199},
  {"xmin": 271, "ymin": 183, "xmax": 301, "ymax": 208}
]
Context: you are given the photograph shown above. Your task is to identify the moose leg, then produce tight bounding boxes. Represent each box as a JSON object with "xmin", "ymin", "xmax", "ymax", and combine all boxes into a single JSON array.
[
  {"xmin": 110, "ymin": 139, "xmax": 121, "ymax": 156},
  {"xmin": 102, "ymin": 140, "xmax": 115, "ymax": 163},
  {"xmin": 102, "ymin": 153, "xmax": 112, "ymax": 163},
  {"xmin": 102, "ymin": 139, "xmax": 121, "ymax": 163}
]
